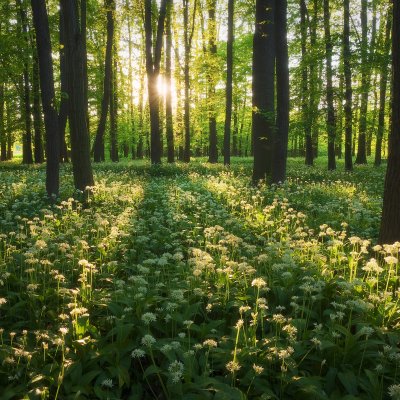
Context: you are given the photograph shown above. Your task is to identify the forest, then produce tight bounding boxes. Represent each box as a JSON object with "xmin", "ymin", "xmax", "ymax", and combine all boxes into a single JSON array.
[{"xmin": 0, "ymin": 0, "xmax": 400, "ymax": 398}]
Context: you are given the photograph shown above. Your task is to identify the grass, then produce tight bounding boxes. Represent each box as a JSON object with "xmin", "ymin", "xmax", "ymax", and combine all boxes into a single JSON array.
[{"xmin": 0, "ymin": 157, "xmax": 398, "ymax": 400}]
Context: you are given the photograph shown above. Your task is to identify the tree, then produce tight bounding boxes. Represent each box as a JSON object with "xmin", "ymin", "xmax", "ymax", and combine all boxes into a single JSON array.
[
  {"xmin": 252, "ymin": 0, "xmax": 275, "ymax": 183},
  {"xmin": 207, "ymin": 0, "xmax": 218, "ymax": 164},
  {"xmin": 375, "ymin": 12, "xmax": 391, "ymax": 167},
  {"xmin": 110, "ymin": 41, "xmax": 119, "ymax": 162},
  {"xmin": 273, "ymin": 0, "xmax": 289, "ymax": 183},
  {"xmin": 16, "ymin": 0, "xmax": 33, "ymax": 165},
  {"xmin": 323, "ymin": 0, "xmax": 336, "ymax": 170},
  {"xmin": 93, "ymin": 0, "xmax": 115, "ymax": 162},
  {"xmin": 31, "ymin": 0, "xmax": 60, "ymax": 196},
  {"xmin": 223, "ymin": 0, "xmax": 234, "ymax": 166},
  {"xmin": 60, "ymin": 0, "xmax": 94, "ymax": 191},
  {"xmin": 165, "ymin": 0, "xmax": 174, "ymax": 163},
  {"xmin": 144, "ymin": 0, "xmax": 168, "ymax": 165},
  {"xmin": 379, "ymin": 0, "xmax": 399, "ymax": 244},
  {"xmin": 343, "ymin": 0, "xmax": 353, "ymax": 171},
  {"xmin": 355, "ymin": 0, "xmax": 369, "ymax": 165},
  {"xmin": 300, "ymin": 0, "xmax": 313, "ymax": 166}
]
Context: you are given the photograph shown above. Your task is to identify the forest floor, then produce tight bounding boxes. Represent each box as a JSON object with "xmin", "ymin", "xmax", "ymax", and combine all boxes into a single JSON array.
[{"xmin": 0, "ymin": 158, "xmax": 398, "ymax": 400}]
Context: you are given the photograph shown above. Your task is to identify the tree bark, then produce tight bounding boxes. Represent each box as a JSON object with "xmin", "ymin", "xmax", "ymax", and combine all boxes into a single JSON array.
[
  {"xmin": 375, "ymin": 12, "xmax": 391, "ymax": 167},
  {"xmin": 61, "ymin": 0, "xmax": 94, "ymax": 191},
  {"xmin": 323, "ymin": 0, "xmax": 336, "ymax": 170},
  {"xmin": 0, "ymin": 84, "xmax": 4, "ymax": 161},
  {"xmin": 223, "ymin": 0, "xmax": 234, "ymax": 166},
  {"xmin": 379, "ymin": 0, "xmax": 400, "ymax": 243},
  {"xmin": 343, "ymin": 0, "xmax": 353, "ymax": 171},
  {"xmin": 273, "ymin": 0, "xmax": 289, "ymax": 183},
  {"xmin": 207, "ymin": 0, "xmax": 218, "ymax": 163},
  {"xmin": 59, "ymin": 3, "xmax": 69, "ymax": 162},
  {"xmin": 16, "ymin": 0, "xmax": 33, "ymax": 165},
  {"xmin": 93, "ymin": 0, "xmax": 114, "ymax": 162},
  {"xmin": 31, "ymin": 0, "xmax": 60, "ymax": 196},
  {"xmin": 166, "ymin": 0, "xmax": 174, "ymax": 163},
  {"xmin": 355, "ymin": 0, "xmax": 368, "ymax": 164},
  {"xmin": 110, "ymin": 46, "xmax": 119, "ymax": 162},
  {"xmin": 144, "ymin": 0, "xmax": 168, "ymax": 165},
  {"xmin": 252, "ymin": 0, "xmax": 275, "ymax": 183}
]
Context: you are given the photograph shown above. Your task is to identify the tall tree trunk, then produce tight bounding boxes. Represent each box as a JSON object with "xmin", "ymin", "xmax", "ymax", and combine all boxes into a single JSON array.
[
  {"xmin": 31, "ymin": 35, "xmax": 44, "ymax": 164},
  {"xmin": 273, "ymin": 0, "xmax": 289, "ymax": 183},
  {"xmin": 144, "ymin": 0, "xmax": 167, "ymax": 165},
  {"xmin": 81, "ymin": 0, "xmax": 89, "ymax": 133},
  {"xmin": 224, "ymin": 0, "xmax": 234, "ymax": 166},
  {"xmin": 166, "ymin": 0, "xmax": 174, "ymax": 163},
  {"xmin": 252, "ymin": 0, "xmax": 275, "ymax": 183},
  {"xmin": 310, "ymin": 0, "xmax": 319, "ymax": 159},
  {"xmin": 31, "ymin": 0, "xmax": 60, "ymax": 196},
  {"xmin": 355, "ymin": 0, "xmax": 369, "ymax": 164},
  {"xmin": 323, "ymin": 0, "xmax": 336, "ymax": 170},
  {"xmin": 0, "ymin": 84, "xmax": 4, "ymax": 161},
  {"xmin": 17, "ymin": 0, "xmax": 33, "ymax": 165},
  {"xmin": 343, "ymin": 0, "xmax": 353, "ymax": 171},
  {"xmin": 93, "ymin": 0, "xmax": 114, "ymax": 162},
  {"xmin": 379, "ymin": 0, "xmax": 400, "ymax": 243},
  {"xmin": 232, "ymin": 98, "xmax": 238, "ymax": 156},
  {"xmin": 59, "ymin": 3, "xmax": 69, "ymax": 162},
  {"xmin": 61, "ymin": 0, "xmax": 94, "ymax": 191},
  {"xmin": 207, "ymin": 0, "xmax": 218, "ymax": 163},
  {"xmin": 375, "ymin": 13, "xmax": 391, "ymax": 167},
  {"xmin": 300, "ymin": 0, "xmax": 313, "ymax": 166},
  {"xmin": 110, "ymin": 46, "xmax": 119, "ymax": 162}
]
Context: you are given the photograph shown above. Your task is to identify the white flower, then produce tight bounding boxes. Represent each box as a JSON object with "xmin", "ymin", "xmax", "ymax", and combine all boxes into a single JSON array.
[
  {"xmin": 389, "ymin": 384, "xmax": 400, "ymax": 400},
  {"xmin": 141, "ymin": 312, "xmax": 157, "ymax": 325},
  {"xmin": 101, "ymin": 378, "xmax": 113, "ymax": 388},
  {"xmin": 251, "ymin": 278, "xmax": 267, "ymax": 289},
  {"xmin": 141, "ymin": 334, "xmax": 156, "ymax": 347},
  {"xmin": 131, "ymin": 349, "xmax": 146, "ymax": 359}
]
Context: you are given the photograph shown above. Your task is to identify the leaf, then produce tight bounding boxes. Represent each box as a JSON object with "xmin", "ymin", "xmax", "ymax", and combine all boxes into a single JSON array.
[
  {"xmin": 338, "ymin": 370, "xmax": 358, "ymax": 395},
  {"xmin": 143, "ymin": 364, "xmax": 162, "ymax": 379}
]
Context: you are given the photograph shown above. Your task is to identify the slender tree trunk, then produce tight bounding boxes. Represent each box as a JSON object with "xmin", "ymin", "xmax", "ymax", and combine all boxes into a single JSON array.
[
  {"xmin": 166, "ymin": 0, "xmax": 174, "ymax": 163},
  {"xmin": 300, "ymin": 0, "xmax": 313, "ymax": 166},
  {"xmin": 0, "ymin": 84, "xmax": 4, "ymax": 161},
  {"xmin": 232, "ymin": 98, "xmax": 238, "ymax": 156},
  {"xmin": 207, "ymin": 0, "xmax": 218, "ymax": 163},
  {"xmin": 224, "ymin": 0, "xmax": 234, "ymax": 166},
  {"xmin": 273, "ymin": 0, "xmax": 289, "ymax": 183},
  {"xmin": 343, "ymin": 0, "xmax": 353, "ymax": 171},
  {"xmin": 110, "ymin": 47, "xmax": 119, "ymax": 162},
  {"xmin": 252, "ymin": 0, "xmax": 275, "ymax": 183},
  {"xmin": 379, "ymin": 0, "xmax": 400, "ymax": 243},
  {"xmin": 323, "ymin": 0, "xmax": 336, "ymax": 170},
  {"xmin": 59, "ymin": 3, "xmax": 69, "ymax": 162},
  {"xmin": 355, "ymin": 0, "xmax": 368, "ymax": 164},
  {"xmin": 310, "ymin": 0, "xmax": 319, "ymax": 159},
  {"xmin": 31, "ymin": 36, "xmax": 45, "ymax": 164},
  {"xmin": 81, "ymin": 0, "xmax": 89, "ymax": 133},
  {"xmin": 144, "ymin": 0, "xmax": 167, "ymax": 165},
  {"xmin": 93, "ymin": 0, "xmax": 114, "ymax": 162},
  {"xmin": 17, "ymin": 0, "xmax": 33, "ymax": 164},
  {"xmin": 31, "ymin": 0, "xmax": 60, "ymax": 196},
  {"xmin": 183, "ymin": 0, "xmax": 191, "ymax": 162},
  {"xmin": 375, "ymin": 13, "xmax": 391, "ymax": 167},
  {"xmin": 61, "ymin": 0, "xmax": 94, "ymax": 191}
]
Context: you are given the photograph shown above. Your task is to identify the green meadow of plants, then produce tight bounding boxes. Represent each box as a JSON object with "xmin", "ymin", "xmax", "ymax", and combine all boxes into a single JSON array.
[{"xmin": 0, "ymin": 158, "xmax": 399, "ymax": 400}]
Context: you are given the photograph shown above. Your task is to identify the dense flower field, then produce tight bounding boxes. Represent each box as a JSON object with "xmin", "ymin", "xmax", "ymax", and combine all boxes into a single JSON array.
[{"xmin": 0, "ymin": 159, "xmax": 399, "ymax": 399}]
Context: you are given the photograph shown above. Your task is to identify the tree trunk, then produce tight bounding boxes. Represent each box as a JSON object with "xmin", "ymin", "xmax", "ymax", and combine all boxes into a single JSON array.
[
  {"xmin": 273, "ymin": 0, "xmax": 289, "ymax": 183},
  {"xmin": 61, "ymin": 0, "xmax": 94, "ymax": 191},
  {"xmin": 144, "ymin": 0, "xmax": 167, "ymax": 165},
  {"xmin": 323, "ymin": 0, "xmax": 336, "ymax": 170},
  {"xmin": 59, "ymin": 3, "xmax": 69, "ymax": 162},
  {"xmin": 93, "ymin": 0, "xmax": 114, "ymax": 162},
  {"xmin": 375, "ymin": 13, "xmax": 391, "ymax": 167},
  {"xmin": 17, "ymin": 0, "xmax": 33, "ymax": 165},
  {"xmin": 207, "ymin": 0, "xmax": 218, "ymax": 163},
  {"xmin": 300, "ymin": 0, "xmax": 313, "ymax": 166},
  {"xmin": 81, "ymin": 0, "xmax": 89, "ymax": 133},
  {"xmin": 166, "ymin": 0, "xmax": 174, "ymax": 163},
  {"xmin": 252, "ymin": 0, "xmax": 275, "ymax": 183},
  {"xmin": 343, "ymin": 0, "xmax": 353, "ymax": 171},
  {"xmin": 223, "ymin": 0, "xmax": 234, "ymax": 166},
  {"xmin": 31, "ymin": 0, "xmax": 60, "ymax": 196},
  {"xmin": 0, "ymin": 84, "xmax": 4, "ymax": 161},
  {"xmin": 31, "ymin": 35, "xmax": 44, "ymax": 164},
  {"xmin": 355, "ymin": 0, "xmax": 368, "ymax": 164},
  {"xmin": 379, "ymin": 0, "xmax": 400, "ymax": 243},
  {"xmin": 110, "ymin": 47, "xmax": 119, "ymax": 162}
]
